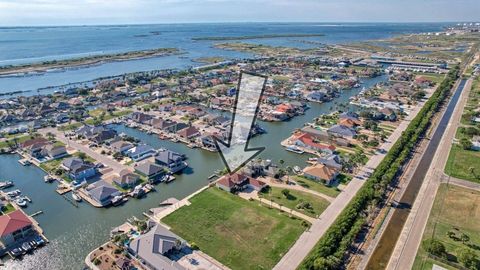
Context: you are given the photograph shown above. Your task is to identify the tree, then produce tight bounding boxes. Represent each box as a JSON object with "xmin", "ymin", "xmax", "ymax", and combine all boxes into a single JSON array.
[
  {"xmin": 422, "ymin": 238, "xmax": 446, "ymax": 257},
  {"xmin": 77, "ymin": 152, "xmax": 87, "ymax": 160},
  {"xmin": 460, "ymin": 138, "xmax": 473, "ymax": 150},
  {"xmin": 281, "ymin": 189, "xmax": 290, "ymax": 198},
  {"xmin": 456, "ymin": 247, "xmax": 478, "ymax": 269},
  {"xmin": 460, "ymin": 233, "xmax": 470, "ymax": 245}
]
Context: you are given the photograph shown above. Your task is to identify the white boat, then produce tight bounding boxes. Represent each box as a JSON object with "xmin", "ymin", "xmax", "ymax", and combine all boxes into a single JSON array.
[
  {"xmin": 0, "ymin": 181, "xmax": 13, "ymax": 189},
  {"xmin": 15, "ymin": 197, "xmax": 28, "ymax": 207},
  {"xmin": 293, "ymin": 166, "xmax": 301, "ymax": 174},
  {"xmin": 44, "ymin": 176, "xmax": 55, "ymax": 183},
  {"xmin": 72, "ymin": 192, "xmax": 82, "ymax": 202},
  {"xmin": 286, "ymin": 146, "xmax": 305, "ymax": 154}
]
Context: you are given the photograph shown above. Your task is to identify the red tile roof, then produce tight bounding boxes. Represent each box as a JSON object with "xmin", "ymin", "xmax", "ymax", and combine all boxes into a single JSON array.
[
  {"xmin": 0, "ymin": 210, "xmax": 32, "ymax": 237},
  {"xmin": 294, "ymin": 133, "xmax": 336, "ymax": 151}
]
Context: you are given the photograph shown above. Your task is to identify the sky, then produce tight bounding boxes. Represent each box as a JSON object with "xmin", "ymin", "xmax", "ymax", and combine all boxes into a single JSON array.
[{"xmin": 0, "ymin": 0, "xmax": 479, "ymax": 26}]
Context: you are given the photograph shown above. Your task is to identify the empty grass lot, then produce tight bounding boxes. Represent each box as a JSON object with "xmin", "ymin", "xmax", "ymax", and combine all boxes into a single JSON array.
[
  {"xmin": 413, "ymin": 184, "xmax": 480, "ymax": 270},
  {"xmin": 162, "ymin": 188, "xmax": 306, "ymax": 270},
  {"xmin": 445, "ymin": 144, "xmax": 480, "ymax": 183},
  {"xmin": 293, "ymin": 176, "xmax": 341, "ymax": 197}
]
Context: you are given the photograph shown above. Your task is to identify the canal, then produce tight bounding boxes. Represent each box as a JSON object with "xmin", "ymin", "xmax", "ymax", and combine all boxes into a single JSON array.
[
  {"xmin": 0, "ymin": 75, "xmax": 387, "ymax": 270},
  {"xmin": 365, "ymin": 79, "xmax": 467, "ymax": 270}
]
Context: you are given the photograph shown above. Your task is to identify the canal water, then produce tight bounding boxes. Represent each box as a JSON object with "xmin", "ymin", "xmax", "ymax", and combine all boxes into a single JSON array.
[
  {"xmin": 0, "ymin": 75, "xmax": 387, "ymax": 269},
  {"xmin": 365, "ymin": 79, "xmax": 467, "ymax": 270}
]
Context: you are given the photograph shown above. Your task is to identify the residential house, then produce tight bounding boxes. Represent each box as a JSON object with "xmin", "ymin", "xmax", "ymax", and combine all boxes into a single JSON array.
[
  {"xmin": 0, "ymin": 210, "xmax": 34, "ymax": 247},
  {"xmin": 85, "ymin": 180, "xmax": 122, "ymax": 207},
  {"xmin": 61, "ymin": 157, "xmax": 97, "ymax": 181},
  {"xmin": 131, "ymin": 112, "xmax": 153, "ymax": 124},
  {"xmin": 110, "ymin": 140, "xmax": 134, "ymax": 154},
  {"xmin": 327, "ymin": 124, "xmax": 356, "ymax": 139},
  {"xmin": 303, "ymin": 164, "xmax": 339, "ymax": 185},
  {"xmin": 134, "ymin": 161, "xmax": 165, "ymax": 183},
  {"xmin": 155, "ymin": 150, "xmax": 187, "ymax": 174},
  {"xmin": 113, "ymin": 169, "xmax": 140, "ymax": 189},
  {"xmin": 126, "ymin": 144, "xmax": 157, "ymax": 162},
  {"xmin": 316, "ymin": 154, "xmax": 343, "ymax": 170},
  {"xmin": 128, "ymin": 223, "xmax": 186, "ymax": 270},
  {"xmin": 292, "ymin": 132, "xmax": 336, "ymax": 155},
  {"xmin": 177, "ymin": 126, "xmax": 200, "ymax": 140},
  {"xmin": 216, "ymin": 173, "xmax": 268, "ymax": 193},
  {"xmin": 40, "ymin": 144, "xmax": 68, "ymax": 160}
]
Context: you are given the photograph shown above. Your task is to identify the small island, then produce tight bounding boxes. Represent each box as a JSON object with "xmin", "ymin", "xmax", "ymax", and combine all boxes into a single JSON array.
[{"xmin": 0, "ymin": 47, "xmax": 180, "ymax": 76}]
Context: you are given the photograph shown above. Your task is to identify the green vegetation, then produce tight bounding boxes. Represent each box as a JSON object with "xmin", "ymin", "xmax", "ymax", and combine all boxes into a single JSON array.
[
  {"xmin": 259, "ymin": 186, "xmax": 330, "ymax": 217},
  {"xmin": 294, "ymin": 176, "xmax": 341, "ymax": 197},
  {"xmin": 1, "ymin": 203, "xmax": 16, "ymax": 215},
  {"xmin": 300, "ymin": 65, "xmax": 460, "ymax": 270},
  {"xmin": 163, "ymin": 188, "xmax": 306, "ymax": 270},
  {"xmin": 445, "ymin": 144, "xmax": 480, "ymax": 183},
  {"xmin": 84, "ymin": 109, "xmax": 132, "ymax": 125},
  {"xmin": 413, "ymin": 184, "xmax": 480, "ymax": 270},
  {"xmin": 0, "ymin": 134, "xmax": 40, "ymax": 149},
  {"xmin": 193, "ymin": 33, "xmax": 324, "ymax": 41},
  {"xmin": 58, "ymin": 122, "xmax": 82, "ymax": 131}
]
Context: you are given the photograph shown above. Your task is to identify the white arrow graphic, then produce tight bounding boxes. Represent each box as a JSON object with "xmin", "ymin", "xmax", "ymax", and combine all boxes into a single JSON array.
[{"xmin": 214, "ymin": 72, "xmax": 267, "ymax": 173}]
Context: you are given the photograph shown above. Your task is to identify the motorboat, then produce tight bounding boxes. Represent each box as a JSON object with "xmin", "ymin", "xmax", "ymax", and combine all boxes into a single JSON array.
[
  {"xmin": 15, "ymin": 197, "xmax": 28, "ymax": 207},
  {"xmin": 0, "ymin": 181, "xmax": 13, "ymax": 189},
  {"xmin": 72, "ymin": 192, "xmax": 82, "ymax": 202}
]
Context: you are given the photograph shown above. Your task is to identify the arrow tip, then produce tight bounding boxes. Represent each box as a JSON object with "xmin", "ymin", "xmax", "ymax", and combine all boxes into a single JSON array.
[{"xmin": 214, "ymin": 138, "xmax": 265, "ymax": 174}]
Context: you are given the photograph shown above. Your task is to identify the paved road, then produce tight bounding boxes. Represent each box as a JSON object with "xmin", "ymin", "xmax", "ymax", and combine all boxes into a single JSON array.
[
  {"xmin": 273, "ymin": 95, "xmax": 428, "ymax": 270},
  {"xmin": 387, "ymin": 78, "xmax": 473, "ymax": 270},
  {"xmin": 39, "ymin": 128, "xmax": 129, "ymax": 174}
]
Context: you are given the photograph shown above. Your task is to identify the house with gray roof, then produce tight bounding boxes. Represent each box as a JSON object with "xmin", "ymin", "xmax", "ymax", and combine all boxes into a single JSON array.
[
  {"xmin": 135, "ymin": 161, "xmax": 165, "ymax": 183},
  {"xmin": 327, "ymin": 124, "xmax": 356, "ymax": 139},
  {"xmin": 126, "ymin": 144, "xmax": 157, "ymax": 162},
  {"xmin": 128, "ymin": 223, "xmax": 186, "ymax": 270},
  {"xmin": 155, "ymin": 150, "xmax": 187, "ymax": 174},
  {"xmin": 85, "ymin": 180, "xmax": 121, "ymax": 207},
  {"xmin": 61, "ymin": 157, "xmax": 97, "ymax": 181}
]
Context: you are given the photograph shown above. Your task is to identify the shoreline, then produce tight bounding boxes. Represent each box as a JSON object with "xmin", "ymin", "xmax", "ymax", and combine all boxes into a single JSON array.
[{"xmin": 0, "ymin": 48, "xmax": 181, "ymax": 77}]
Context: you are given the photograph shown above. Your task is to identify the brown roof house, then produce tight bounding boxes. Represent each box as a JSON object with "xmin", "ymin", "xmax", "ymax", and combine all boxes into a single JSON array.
[
  {"xmin": 302, "ymin": 163, "xmax": 339, "ymax": 186},
  {"xmin": 0, "ymin": 210, "xmax": 34, "ymax": 247}
]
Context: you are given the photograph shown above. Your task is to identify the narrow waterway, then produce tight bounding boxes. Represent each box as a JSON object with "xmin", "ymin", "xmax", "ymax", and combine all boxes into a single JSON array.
[
  {"xmin": 365, "ymin": 79, "xmax": 467, "ymax": 270},
  {"xmin": 0, "ymin": 75, "xmax": 386, "ymax": 270}
]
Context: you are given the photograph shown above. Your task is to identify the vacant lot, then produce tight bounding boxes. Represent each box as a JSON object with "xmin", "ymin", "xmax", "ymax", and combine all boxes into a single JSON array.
[
  {"xmin": 445, "ymin": 144, "xmax": 480, "ymax": 183},
  {"xmin": 413, "ymin": 184, "xmax": 480, "ymax": 270},
  {"xmin": 162, "ymin": 188, "xmax": 306, "ymax": 270},
  {"xmin": 259, "ymin": 186, "xmax": 330, "ymax": 218},
  {"xmin": 293, "ymin": 176, "xmax": 341, "ymax": 197}
]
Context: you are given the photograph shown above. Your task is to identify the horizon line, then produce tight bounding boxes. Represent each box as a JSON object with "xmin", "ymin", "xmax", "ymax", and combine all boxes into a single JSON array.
[{"xmin": 0, "ymin": 20, "xmax": 474, "ymax": 28}]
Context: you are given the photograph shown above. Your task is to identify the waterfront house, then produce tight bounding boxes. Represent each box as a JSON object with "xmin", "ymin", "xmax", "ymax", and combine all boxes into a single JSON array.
[
  {"xmin": 134, "ymin": 161, "xmax": 165, "ymax": 183},
  {"xmin": 301, "ymin": 127, "xmax": 330, "ymax": 141},
  {"xmin": 150, "ymin": 118, "xmax": 176, "ymax": 132},
  {"xmin": 128, "ymin": 223, "xmax": 186, "ymax": 270},
  {"xmin": 177, "ymin": 126, "xmax": 200, "ymax": 140},
  {"xmin": 302, "ymin": 164, "xmax": 339, "ymax": 186},
  {"xmin": 61, "ymin": 157, "xmax": 97, "ymax": 181},
  {"xmin": 110, "ymin": 140, "xmax": 134, "ymax": 154},
  {"xmin": 76, "ymin": 125, "xmax": 117, "ymax": 143},
  {"xmin": 113, "ymin": 169, "xmax": 140, "ymax": 189},
  {"xmin": 85, "ymin": 180, "xmax": 122, "ymax": 207},
  {"xmin": 126, "ymin": 144, "xmax": 157, "ymax": 162},
  {"xmin": 292, "ymin": 132, "xmax": 336, "ymax": 155},
  {"xmin": 204, "ymin": 115, "xmax": 230, "ymax": 127},
  {"xmin": 242, "ymin": 159, "xmax": 279, "ymax": 178},
  {"xmin": 131, "ymin": 112, "xmax": 153, "ymax": 124},
  {"xmin": 0, "ymin": 210, "xmax": 34, "ymax": 247},
  {"xmin": 327, "ymin": 124, "xmax": 357, "ymax": 139},
  {"xmin": 155, "ymin": 150, "xmax": 187, "ymax": 174},
  {"xmin": 316, "ymin": 154, "xmax": 343, "ymax": 170},
  {"xmin": 40, "ymin": 144, "xmax": 68, "ymax": 160}
]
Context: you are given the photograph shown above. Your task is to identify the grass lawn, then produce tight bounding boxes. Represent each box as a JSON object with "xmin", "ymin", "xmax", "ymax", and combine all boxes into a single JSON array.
[
  {"xmin": 58, "ymin": 122, "xmax": 82, "ymax": 131},
  {"xmin": 293, "ymin": 176, "xmax": 340, "ymax": 197},
  {"xmin": 445, "ymin": 144, "xmax": 480, "ymax": 183},
  {"xmin": 162, "ymin": 188, "xmax": 306, "ymax": 270},
  {"xmin": 413, "ymin": 184, "xmax": 480, "ymax": 270},
  {"xmin": 259, "ymin": 186, "xmax": 330, "ymax": 218},
  {"xmin": 0, "ymin": 134, "xmax": 39, "ymax": 148},
  {"xmin": 85, "ymin": 110, "xmax": 132, "ymax": 125},
  {"xmin": 1, "ymin": 203, "xmax": 16, "ymax": 215}
]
